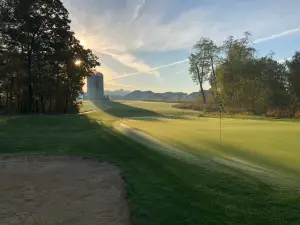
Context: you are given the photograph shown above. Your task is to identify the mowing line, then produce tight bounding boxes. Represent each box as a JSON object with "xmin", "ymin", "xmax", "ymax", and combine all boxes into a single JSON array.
[{"xmin": 114, "ymin": 119, "xmax": 300, "ymax": 189}]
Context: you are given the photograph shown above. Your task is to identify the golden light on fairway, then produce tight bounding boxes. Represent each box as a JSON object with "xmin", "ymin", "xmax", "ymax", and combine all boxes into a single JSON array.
[{"xmin": 75, "ymin": 60, "xmax": 82, "ymax": 66}]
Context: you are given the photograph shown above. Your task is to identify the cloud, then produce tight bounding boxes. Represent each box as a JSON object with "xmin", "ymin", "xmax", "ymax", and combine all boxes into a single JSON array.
[
  {"xmin": 253, "ymin": 27, "xmax": 300, "ymax": 43},
  {"xmin": 63, "ymin": 0, "xmax": 159, "ymax": 79},
  {"xmin": 101, "ymin": 49, "xmax": 160, "ymax": 77},
  {"xmin": 112, "ymin": 59, "xmax": 189, "ymax": 80},
  {"xmin": 64, "ymin": 0, "xmax": 300, "ymax": 53},
  {"xmin": 130, "ymin": 0, "xmax": 146, "ymax": 24},
  {"xmin": 62, "ymin": 0, "xmax": 300, "ymax": 90},
  {"xmin": 95, "ymin": 64, "xmax": 136, "ymax": 90},
  {"xmin": 277, "ymin": 57, "xmax": 292, "ymax": 64}
]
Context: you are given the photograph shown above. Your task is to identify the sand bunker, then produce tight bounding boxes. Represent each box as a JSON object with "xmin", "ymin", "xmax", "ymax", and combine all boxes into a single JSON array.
[{"xmin": 0, "ymin": 156, "xmax": 130, "ymax": 225}]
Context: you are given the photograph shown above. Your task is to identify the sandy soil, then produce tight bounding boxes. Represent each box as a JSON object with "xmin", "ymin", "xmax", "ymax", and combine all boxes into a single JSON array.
[{"xmin": 0, "ymin": 156, "xmax": 130, "ymax": 225}]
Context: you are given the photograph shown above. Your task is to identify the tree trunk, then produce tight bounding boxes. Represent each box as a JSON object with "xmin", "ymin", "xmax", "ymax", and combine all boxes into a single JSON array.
[
  {"xmin": 40, "ymin": 96, "xmax": 45, "ymax": 113},
  {"xmin": 65, "ymin": 99, "xmax": 68, "ymax": 113},
  {"xmin": 27, "ymin": 51, "xmax": 33, "ymax": 113},
  {"xmin": 49, "ymin": 100, "xmax": 52, "ymax": 113},
  {"xmin": 195, "ymin": 64, "xmax": 206, "ymax": 104},
  {"xmin": 17, "ymin": 96, "xmax": 20, "ymax": 111},
  {"xmin": 210, "ymin": 57, "xmax": 217, "ymax": 102},
  {"xmin": 36, "ymin": 99, "xmax": 39, "ymax": 113},
  {"xmin": 251, "ymin": 78, "xmax": 257, "ymax": 112},
  {"xmin": 5, "ymin": 89, "xmax": 9, "ymax": 109},
  {"xmin": 9, "ymin": 78, "xmax": 13, "ymax": 107},
  {"xmin": 210, "ymin": 57, "xmax": 217, "ymax": 82},
  {"xmin": 199, "ymin": 82, "xmax": 206, "ymax": 104},
  {"xmin": 56, "ymin": 73, "xmax": 59, "ymax": 112},
  {"xmin": 9, "ymin": 91, "xmax": 13, "ymax": 106}
]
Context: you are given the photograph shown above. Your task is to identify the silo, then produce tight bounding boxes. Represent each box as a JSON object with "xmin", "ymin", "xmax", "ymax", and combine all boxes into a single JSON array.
[{"xmin": 86, "ymin": 73, "xmax": 104, "ymax": 100}]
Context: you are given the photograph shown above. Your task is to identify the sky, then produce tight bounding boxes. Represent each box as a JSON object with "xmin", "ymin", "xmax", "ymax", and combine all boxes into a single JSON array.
[{"xmin": 62, "ymin": 0, "xmax": 300, "ymax": 93}]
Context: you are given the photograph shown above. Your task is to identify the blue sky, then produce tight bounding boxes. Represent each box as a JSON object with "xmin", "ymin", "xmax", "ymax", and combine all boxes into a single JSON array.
[{"xmin": 62, "ymin": 0, "xmax": 300, "ymax": 93}]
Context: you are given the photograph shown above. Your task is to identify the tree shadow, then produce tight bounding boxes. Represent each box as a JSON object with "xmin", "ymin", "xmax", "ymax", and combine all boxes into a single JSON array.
[
  {"xmin": 202, "ymin": 140, "xmax": 300, "ymax": 178},
  {"xmin": 90, "ymin": 100, "xmax": 163, "ymax": 118},
  {"xmin": 89, "ymin": 100, "xmax": 192, "ymax": 120}
]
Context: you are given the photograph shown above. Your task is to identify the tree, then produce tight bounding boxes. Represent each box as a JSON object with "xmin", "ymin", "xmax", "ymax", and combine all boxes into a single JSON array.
[
  {"xmin": 286, "ymin": 51, "xmax": 300, "ymax": 108},
  {"xmin": 194, "ymin": 37, "xmax": 220, "ymax": 100},
  {"xmin": 189, "ymin": 53, "xmax": 209, "ymax": 104},
  {"xmin": 0, "ymin": 0, "xmax": 100, "ymax": 114},
  {"xmin": 189, "ymin": 38, "xmax": 219, "ymax": 104},
  {"xmin": 188, "ymin": 32, "xmax": 298, "ymax": 116},
  {"xmin": 248, "ymin": 56, "xmax": 289, "ymax": 112},
  {"xmin": 216, "ymin": 32, "xmax": 256, "ymax": 106}
]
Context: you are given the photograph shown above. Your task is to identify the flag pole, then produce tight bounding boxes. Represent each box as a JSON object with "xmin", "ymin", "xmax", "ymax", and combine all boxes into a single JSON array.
[{"xmin": 219, "ymin": 100, "xmax": 223, "ymax": 141}]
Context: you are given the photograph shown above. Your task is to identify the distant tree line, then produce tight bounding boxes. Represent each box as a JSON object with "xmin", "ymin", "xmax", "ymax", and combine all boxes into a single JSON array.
[
  {"xmin": 189, "ymin": 32, "xmax": 300, "ymax": 116},
  {"xmin": 0, "ymin": 0, "xmax": 100, "ymax": 114}
]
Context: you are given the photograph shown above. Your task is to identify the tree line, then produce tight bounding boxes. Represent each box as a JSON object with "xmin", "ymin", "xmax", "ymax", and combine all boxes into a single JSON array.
[
  {"xmin": 189, "ymin": 32, "xmax": 300, "ymax": 116},
  {"xmin": 0, "ymin": 0, "xmax": 100, "ymax": 114}
]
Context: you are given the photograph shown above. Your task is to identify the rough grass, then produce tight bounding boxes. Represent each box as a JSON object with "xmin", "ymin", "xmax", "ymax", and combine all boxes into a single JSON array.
[
  {"xmin": 1, "ymin": 100, "xmax": 300, "ymax": 225},
  {"xmin": 174, "ymin": 101, "xmax": 300, "ymax": 119}
]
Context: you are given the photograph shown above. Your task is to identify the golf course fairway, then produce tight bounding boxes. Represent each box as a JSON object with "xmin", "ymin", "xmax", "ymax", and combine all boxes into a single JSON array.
[{"xmin": 1, "ymin": 100, "xmax": 300, "ymax": 225}]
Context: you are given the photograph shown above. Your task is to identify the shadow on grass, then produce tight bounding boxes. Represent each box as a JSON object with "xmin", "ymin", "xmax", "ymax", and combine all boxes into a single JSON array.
[
  {"xmin": 89, "ymin": 100, "xmax": 192, "ymax": 120},
  {"xmin": 203, "ymin": 141, "xmax": 300, "ymax": 178},
  {"xmin": 1, "ymin": 114, "xmax": 300, "ymax": 225},
  {"xmin": 164, "ymin": 138, "xmax": 300, "ymax": 180},
  {"xmin": 90, "ymin": 100, "xmax": 163, "ymax": 118}
]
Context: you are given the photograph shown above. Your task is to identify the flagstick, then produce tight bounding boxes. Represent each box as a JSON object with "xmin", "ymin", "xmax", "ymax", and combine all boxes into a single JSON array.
[
  {"xmin": 220, "ymin": 109, "xmax": 222, "ymax": 140},
  {"xmin": 219, "ymin": 100, "xmax": 223, "ymax": 141}
]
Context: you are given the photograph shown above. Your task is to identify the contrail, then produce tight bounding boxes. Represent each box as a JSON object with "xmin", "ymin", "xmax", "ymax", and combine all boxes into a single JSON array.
[
  {"xmin": 111, "ymin": 27, "xmax": 300, "ymax": 80},
  {"xmin": 253, "ymin": 27, "xmax": 300, "ymax": 43},
  {"xmin": 130, "ymin": 0, "xmax": 146, "ymax": 24},
  {"xmin": 112, "ymin": 58, "xmax": 189, "ymax": 80}
]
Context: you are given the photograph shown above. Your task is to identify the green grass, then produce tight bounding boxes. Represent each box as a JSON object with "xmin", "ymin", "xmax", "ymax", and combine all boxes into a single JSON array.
[
  {"xmin": 122, "ymin": 100, "xmax": 300, "ymax": 122},
  {"xmin": 1, "ymin": 100, "xmax": 300, "ymax": 225},
  {"xmin": 124, "ymin": 117, "xmax": 300, "ymax": 178},
  {"xmin": 79, "ymin": 100, "xmax": 100, "ymax": 113},
  {"xmin": 117, "ymin": 100, "xmax": 199, "ymax": 118},
  {"xmin": 119, "ymin": 101, "xmax": 300, "ymax": 177},
  {"xmin": 111, "ymin": 101, "xmax": 300, "ymax": 176}
]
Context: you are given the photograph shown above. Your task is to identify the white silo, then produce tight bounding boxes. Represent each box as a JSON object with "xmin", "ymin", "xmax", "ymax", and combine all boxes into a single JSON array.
[{"xmin": 86, "ymin": 73, "xmax": 104, "ymax": 100}]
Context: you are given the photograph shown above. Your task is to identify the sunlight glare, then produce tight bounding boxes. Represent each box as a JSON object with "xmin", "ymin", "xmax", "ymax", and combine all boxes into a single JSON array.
[{"xmin": 75, "ymin": 60, "xmax": 82, "ymax": 66}]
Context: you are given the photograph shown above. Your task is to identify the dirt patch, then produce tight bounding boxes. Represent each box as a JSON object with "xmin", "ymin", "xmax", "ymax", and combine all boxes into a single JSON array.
[{"xmin": 0, "ymin": 156, "xmax": 130, "ymax": 225}]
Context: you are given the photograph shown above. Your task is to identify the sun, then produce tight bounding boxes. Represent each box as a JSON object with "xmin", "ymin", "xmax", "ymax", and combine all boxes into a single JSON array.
[{"xmin": 74, "ymin": 60, "xmax": 82, "ymax": 66}]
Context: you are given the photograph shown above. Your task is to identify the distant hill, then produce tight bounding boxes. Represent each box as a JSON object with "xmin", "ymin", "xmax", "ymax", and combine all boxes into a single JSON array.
[
  {"xmin": 104, "ymin": 89, "xmax": 131, "ymax": 96},
  {"xmin": 119, "ymin": 90, "xmax": 214, "ymax": 102},
  {"xmin": 104, "ymin": 89, "xmax": 131, "ymax": 100}
]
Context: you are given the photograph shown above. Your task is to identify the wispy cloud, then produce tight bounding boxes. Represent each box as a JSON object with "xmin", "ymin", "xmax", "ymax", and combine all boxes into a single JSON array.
[
  {"xmin": 64, "ymin": 2, "xmax": 159, "ymax": 79},
  {"xmin": 112, "ymin": 59, "xmax": 189, "ymax": 80},
  {"xmin": 253, "ymin": 27, "xmax": 300, "ymax": 43},
  {"xmin": 130, "ymin": 0, "xmax": 146, "ymax": 24},
  {"xmin": 101, "ymin": 50, "xmax": 160, "ymax": 77},
  {"xmin": 62, "ymin": 0, "xmax": 300, "ymax": 91},
  {"xmin": 95, "ymin": 64, "xmax": 136, "ymax": 90},
  {"xmin": 64, "ymin": 0, "xmax": 300, "ymax": 53}
]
